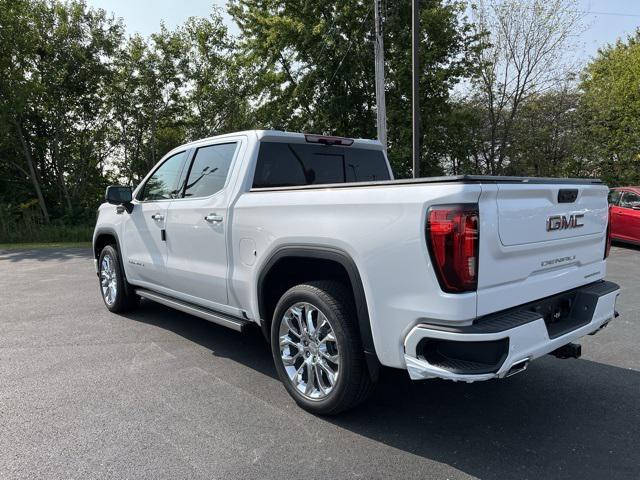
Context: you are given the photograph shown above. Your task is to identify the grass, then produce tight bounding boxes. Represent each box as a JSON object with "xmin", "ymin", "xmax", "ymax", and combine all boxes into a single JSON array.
[
  {"xmin": 0, "ymin": 241, "xmax": 92, "ymax": 250},
  {"xmin": 0, "ymin": 219, "xmax": 93, "ymax": 250},
  {"xmin": 0, "ymin": 224, "xmax": 94, "ymax": 245}
]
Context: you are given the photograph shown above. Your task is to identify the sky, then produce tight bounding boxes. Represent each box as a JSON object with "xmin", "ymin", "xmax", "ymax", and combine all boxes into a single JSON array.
[{"xmin": 85, "ymin": 0, "xmax": 640, "ymax": 62}]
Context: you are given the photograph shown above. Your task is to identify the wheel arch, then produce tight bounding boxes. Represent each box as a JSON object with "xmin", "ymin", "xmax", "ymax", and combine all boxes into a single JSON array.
[
  {"xmin": 257, "ymin": 245, "xmax": 379, "ymax": 381},
  {"xmin": 93, "ymin": 227, "xmax": 125, "ymax": 259},
  {"xmin": 93, "ymin": 227, "xmax": 129, "ymax": 282}
]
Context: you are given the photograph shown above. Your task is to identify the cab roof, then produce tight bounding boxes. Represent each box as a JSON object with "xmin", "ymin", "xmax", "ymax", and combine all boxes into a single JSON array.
[{"xmin": 181, "ymin": 130, "xmax": 384, "ymax": 151}]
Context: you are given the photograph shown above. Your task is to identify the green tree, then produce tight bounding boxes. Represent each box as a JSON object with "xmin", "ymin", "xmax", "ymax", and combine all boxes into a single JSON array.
[
  {"xmin": 108, "ymin": 28, "xmax": 190, "ymax": 184},
  {"xmin": 228, "ymin": 0, "xmax": 481, "ymax": 177},
  {"xmin": 0, "ymin": 0, "xmax": 124, "ymax": 224},
  {"xmin": 0, "ymin": 0, "xmax": 52, "ymax": 222},
  {"xmin": 505, "ymin": 88, "xmax": 583, "ymax": 178},
  {"xmin": 580, "ymin": 32, "xmax": 640, "ymax": 186},
  {"xmin": 183, "ymin": 11, "xmax": 253, "ymax": 139},
  {"xmin": 469, "ymin": 0, "xmax": 583, "ymax": 174},
  {"xmin": 439, "ymin": 99, "xmax": 484, "ymax": 175},
  {"xmin": 108, "ymin": 10, "xmax": 252, "ymax": 185}
]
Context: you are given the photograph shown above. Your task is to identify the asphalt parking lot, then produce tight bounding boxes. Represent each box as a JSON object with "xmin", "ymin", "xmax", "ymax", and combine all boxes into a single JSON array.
[{"xmin": 0, "ymin": 246, "xmax": 638, "ymax": 480}]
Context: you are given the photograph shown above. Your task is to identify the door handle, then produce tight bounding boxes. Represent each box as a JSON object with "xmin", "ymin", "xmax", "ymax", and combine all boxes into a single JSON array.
[
  {"xmin": 204, "ymin": 213, "xmax": 223, "ymax": 223},
  {"xmin": 151, "ymin": 214, "xmax": 165, "ymax": 221}
]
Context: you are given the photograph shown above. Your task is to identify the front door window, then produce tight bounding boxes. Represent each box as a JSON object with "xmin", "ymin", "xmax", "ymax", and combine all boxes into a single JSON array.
[{"xmin": 138, "ymin": 151, "xmax": 188, "ymax": 201}]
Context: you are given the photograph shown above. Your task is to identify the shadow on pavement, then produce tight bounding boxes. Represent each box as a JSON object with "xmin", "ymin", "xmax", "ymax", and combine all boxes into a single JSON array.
[
  {"xmin": 0, "ymin": 247, "xmax": 92, "ymax": 263},
  {"xmin": 124, "ymin": 299, "xmax": 638, "ymax": 480},
  {"xmin": 124, "ymin": 300, "xmax": 278, "ymax": 380},
  {"xmin": 333, "ymin": 360, "xmax": 638, "ymax": 479}
]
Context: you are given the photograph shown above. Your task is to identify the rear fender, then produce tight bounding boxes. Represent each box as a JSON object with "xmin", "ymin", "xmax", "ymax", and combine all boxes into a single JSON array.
[{"xmin": 257, "ymin": 245, "xmax": 379, "ymax": 381}]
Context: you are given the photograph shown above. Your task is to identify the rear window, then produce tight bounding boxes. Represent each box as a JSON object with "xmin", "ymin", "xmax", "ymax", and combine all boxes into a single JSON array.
[{"xmin": 252, "ymin": 142, "xmax": 390, "ymax": 188}]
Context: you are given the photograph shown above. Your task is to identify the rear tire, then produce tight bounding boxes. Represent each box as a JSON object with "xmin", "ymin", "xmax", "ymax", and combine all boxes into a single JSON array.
[
  {"xmin": 270, "ymin": 280, "xmax": 375, "ymax": 415},
  {"xmin": 98, "ymin": 245, "xmax": 139, "ymax": 313}
]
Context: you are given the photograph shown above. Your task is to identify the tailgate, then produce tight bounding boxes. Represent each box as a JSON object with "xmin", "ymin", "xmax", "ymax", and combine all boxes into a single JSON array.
[
  {"xmin": 497, "ymin": 185, "xmax": 605, "ymax": 245},
  {"xmin": 477, "ymin": 183, "xmax": 609, "ymax": 316}
]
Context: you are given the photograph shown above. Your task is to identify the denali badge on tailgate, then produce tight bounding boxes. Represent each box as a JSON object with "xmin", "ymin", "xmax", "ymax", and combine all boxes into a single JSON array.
[
  {"xmin": 547, "ymin": 214, "xmax": 584, "ymax": 231},
  {"xmin": 541, "ymin": 255, "xmax": 576, "ymax": 267}
]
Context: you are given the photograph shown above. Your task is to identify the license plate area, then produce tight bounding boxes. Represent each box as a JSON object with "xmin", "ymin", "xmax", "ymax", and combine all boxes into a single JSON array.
[{"xmin": 529, "ymin": 290, "xmax": 597, "ymax": 339}]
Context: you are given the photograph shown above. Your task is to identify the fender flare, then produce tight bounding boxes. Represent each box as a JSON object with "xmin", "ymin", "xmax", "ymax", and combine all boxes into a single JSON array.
[
  {"xmin": 93, "ymin": 226, "xmax": 123, "ymax": 258},
  {"xmin": 93, "ymin": 226, "xmax": 126, "ymax": 275},
  {"xmin": 94, "ymin": 226, "xmax": 140, "ymax": 300},
  {"xmin": 257, "ymin": 245, "xmax": 380, "ymax": 380}
]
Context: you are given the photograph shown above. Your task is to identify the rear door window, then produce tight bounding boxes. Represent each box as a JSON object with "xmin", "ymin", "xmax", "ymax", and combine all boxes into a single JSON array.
[
  {"xmin": 252, "ymin": 142, "xmax": 390, "ymax": 188},
  {"xmin": 183, "ymin": 143, "xmax": 238, "ymax": 198}
]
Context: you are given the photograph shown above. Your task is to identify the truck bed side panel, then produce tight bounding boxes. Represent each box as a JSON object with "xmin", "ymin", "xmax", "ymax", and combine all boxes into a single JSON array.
[{"xmin": 231, "ymin": 183, "xmax": 482, "ymax": 368}]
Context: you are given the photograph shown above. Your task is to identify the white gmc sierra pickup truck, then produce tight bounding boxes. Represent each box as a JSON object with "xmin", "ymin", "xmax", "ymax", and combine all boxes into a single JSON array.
[{"xmin": 94, "ymin": 130, "xmax": 620, "ymax": 414}]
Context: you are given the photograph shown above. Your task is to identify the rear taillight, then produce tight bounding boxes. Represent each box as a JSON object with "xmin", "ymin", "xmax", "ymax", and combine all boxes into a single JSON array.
[
  {"xmin": 604, "ymin": 206, "xmax": 612, "ymax": 259},
  {"xmin": 426, "ymin": 204, "xmax": 479, "ymax": 293}
]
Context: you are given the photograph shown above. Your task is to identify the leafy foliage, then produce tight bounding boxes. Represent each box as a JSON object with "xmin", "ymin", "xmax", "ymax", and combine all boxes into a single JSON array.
[
  {"xmin": 229, "ymin": 0, "xmax": 482, "ymax": 176},
  {"xmin": 0, "ymin": 0, "xmax": 251, "ymax": 239},
  {"xmin": 0, "ymin": 0, "xmax": 638, "ymax": 243},
  {"xmin": 579, "ymin": 33, "xmax": 640, "ymax": 186},
  {"xmin": 467, "ymin": 0, "xmax": 584, "ymax": 174},
  {"xmin": 1, "ymin": 0, "xmax": 123, "ymax": 227}
]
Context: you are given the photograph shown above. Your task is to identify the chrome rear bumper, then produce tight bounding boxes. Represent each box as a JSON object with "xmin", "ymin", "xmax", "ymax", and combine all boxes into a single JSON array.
[{"xmin": 403, "ymin": 281, "xmax": 620, "ymax": 382}]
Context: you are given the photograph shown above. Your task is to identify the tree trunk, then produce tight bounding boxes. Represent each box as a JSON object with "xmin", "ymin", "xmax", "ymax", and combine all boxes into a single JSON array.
[
  {"xmin": 58, "ymin": 169, "xmax": 73, "ymax": 215},
  {"xmin": 52, "ymin": 130, "xmax": 73, "ymax": 216},
  {"xmin": 14, "ymin": 120, "xmax": 50, "ymax": 224}
]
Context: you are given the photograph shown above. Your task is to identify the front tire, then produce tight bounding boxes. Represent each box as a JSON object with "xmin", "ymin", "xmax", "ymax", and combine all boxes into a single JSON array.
[
  {"xmin": 271, "ymin": 281, "xmax": 375, "ymax": 415},
  {"xmin": 98, "ymin": 245, "xmax": 139, "ymax": 313}
]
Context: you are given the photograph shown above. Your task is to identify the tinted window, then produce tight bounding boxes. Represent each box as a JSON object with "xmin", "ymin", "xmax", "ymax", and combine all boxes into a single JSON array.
[
  {"xmin": 139, "ymin": 151, "xmax": 187, "ymax": 201},
  {"xmin": 252, "ymin": 142, "xmax": 390, "ymax": 188},
  {"xmin": 184, "ymin": 143, "xmax": 237, "ymax": 198},
  {"xmin": 620, "ymin": 191, "xmax": 640, "ymax": 209},
  {"xmin": 608, "ymin": 190, "xmax": 622, "ymax": 205}
]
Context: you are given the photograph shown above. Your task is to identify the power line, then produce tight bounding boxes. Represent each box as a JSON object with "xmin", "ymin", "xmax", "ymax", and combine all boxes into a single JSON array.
[
  {"xmin": 323, "ymin": 3, "xmax": 375, "ymax": 91},
  {"xmin": 585, "ymin": 10, "xmax": 640, "ymax": 18},
  {"xmin": 316, "ymin": 9, "xmax": 341, "ymax": 64}
]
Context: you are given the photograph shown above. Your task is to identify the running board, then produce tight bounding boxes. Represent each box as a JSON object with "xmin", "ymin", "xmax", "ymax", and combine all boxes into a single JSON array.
[{"xmin": 135, "ymin": 289, "xmax": 250, "ymax": 332}]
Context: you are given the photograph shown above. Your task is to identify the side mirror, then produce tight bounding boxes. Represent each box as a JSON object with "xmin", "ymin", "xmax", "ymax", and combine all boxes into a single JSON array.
[{"xmin": 105, "ymin": 186, "xmax": 133, "ymax": 212}]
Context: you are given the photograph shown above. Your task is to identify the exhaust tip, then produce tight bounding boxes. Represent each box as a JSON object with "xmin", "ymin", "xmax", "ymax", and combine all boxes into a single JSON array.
[{"xmin": 506, "ymin": 358, "xmax": 530, "ymax": 377}]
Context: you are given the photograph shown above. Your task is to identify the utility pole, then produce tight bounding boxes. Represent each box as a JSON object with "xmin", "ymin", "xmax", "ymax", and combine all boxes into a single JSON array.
[
  {"xmin": 373, "ymin": 0, "xmax": 387, "ymax": 152},
  {"xmin": 411, "ymin": 0, "xmax": 421, "ymax": 178}
]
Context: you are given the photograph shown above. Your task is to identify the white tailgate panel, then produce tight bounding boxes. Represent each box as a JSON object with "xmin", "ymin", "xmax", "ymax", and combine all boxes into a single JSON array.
[
  {"xmin": 497, "ymin": 184, "xmax": 606, "ymax": 246},
  {"xmin": 477, "ymin": 184, "xmax": 609, "ymax": 317}
]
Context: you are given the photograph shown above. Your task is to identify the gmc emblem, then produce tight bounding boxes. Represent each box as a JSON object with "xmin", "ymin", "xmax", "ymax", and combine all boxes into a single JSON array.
[{"xmin": 547, "ymin": 214, "xmax": 585, "ymax": 231}]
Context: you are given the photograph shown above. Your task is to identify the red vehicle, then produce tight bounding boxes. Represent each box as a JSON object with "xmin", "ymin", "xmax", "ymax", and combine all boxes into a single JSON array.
[{"xmin": 608, "ymin": 187, "xmax": 640, "ymax": 244}]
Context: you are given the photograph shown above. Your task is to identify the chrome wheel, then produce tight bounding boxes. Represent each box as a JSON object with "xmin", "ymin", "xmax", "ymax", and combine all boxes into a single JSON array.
[
  {"xmin": 100, "ymin": 254, "xmax": 117, "ymax": 306},
  {"xmin": 278, "ymin": 302, "xmax": 340, "ymax": 400}
]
